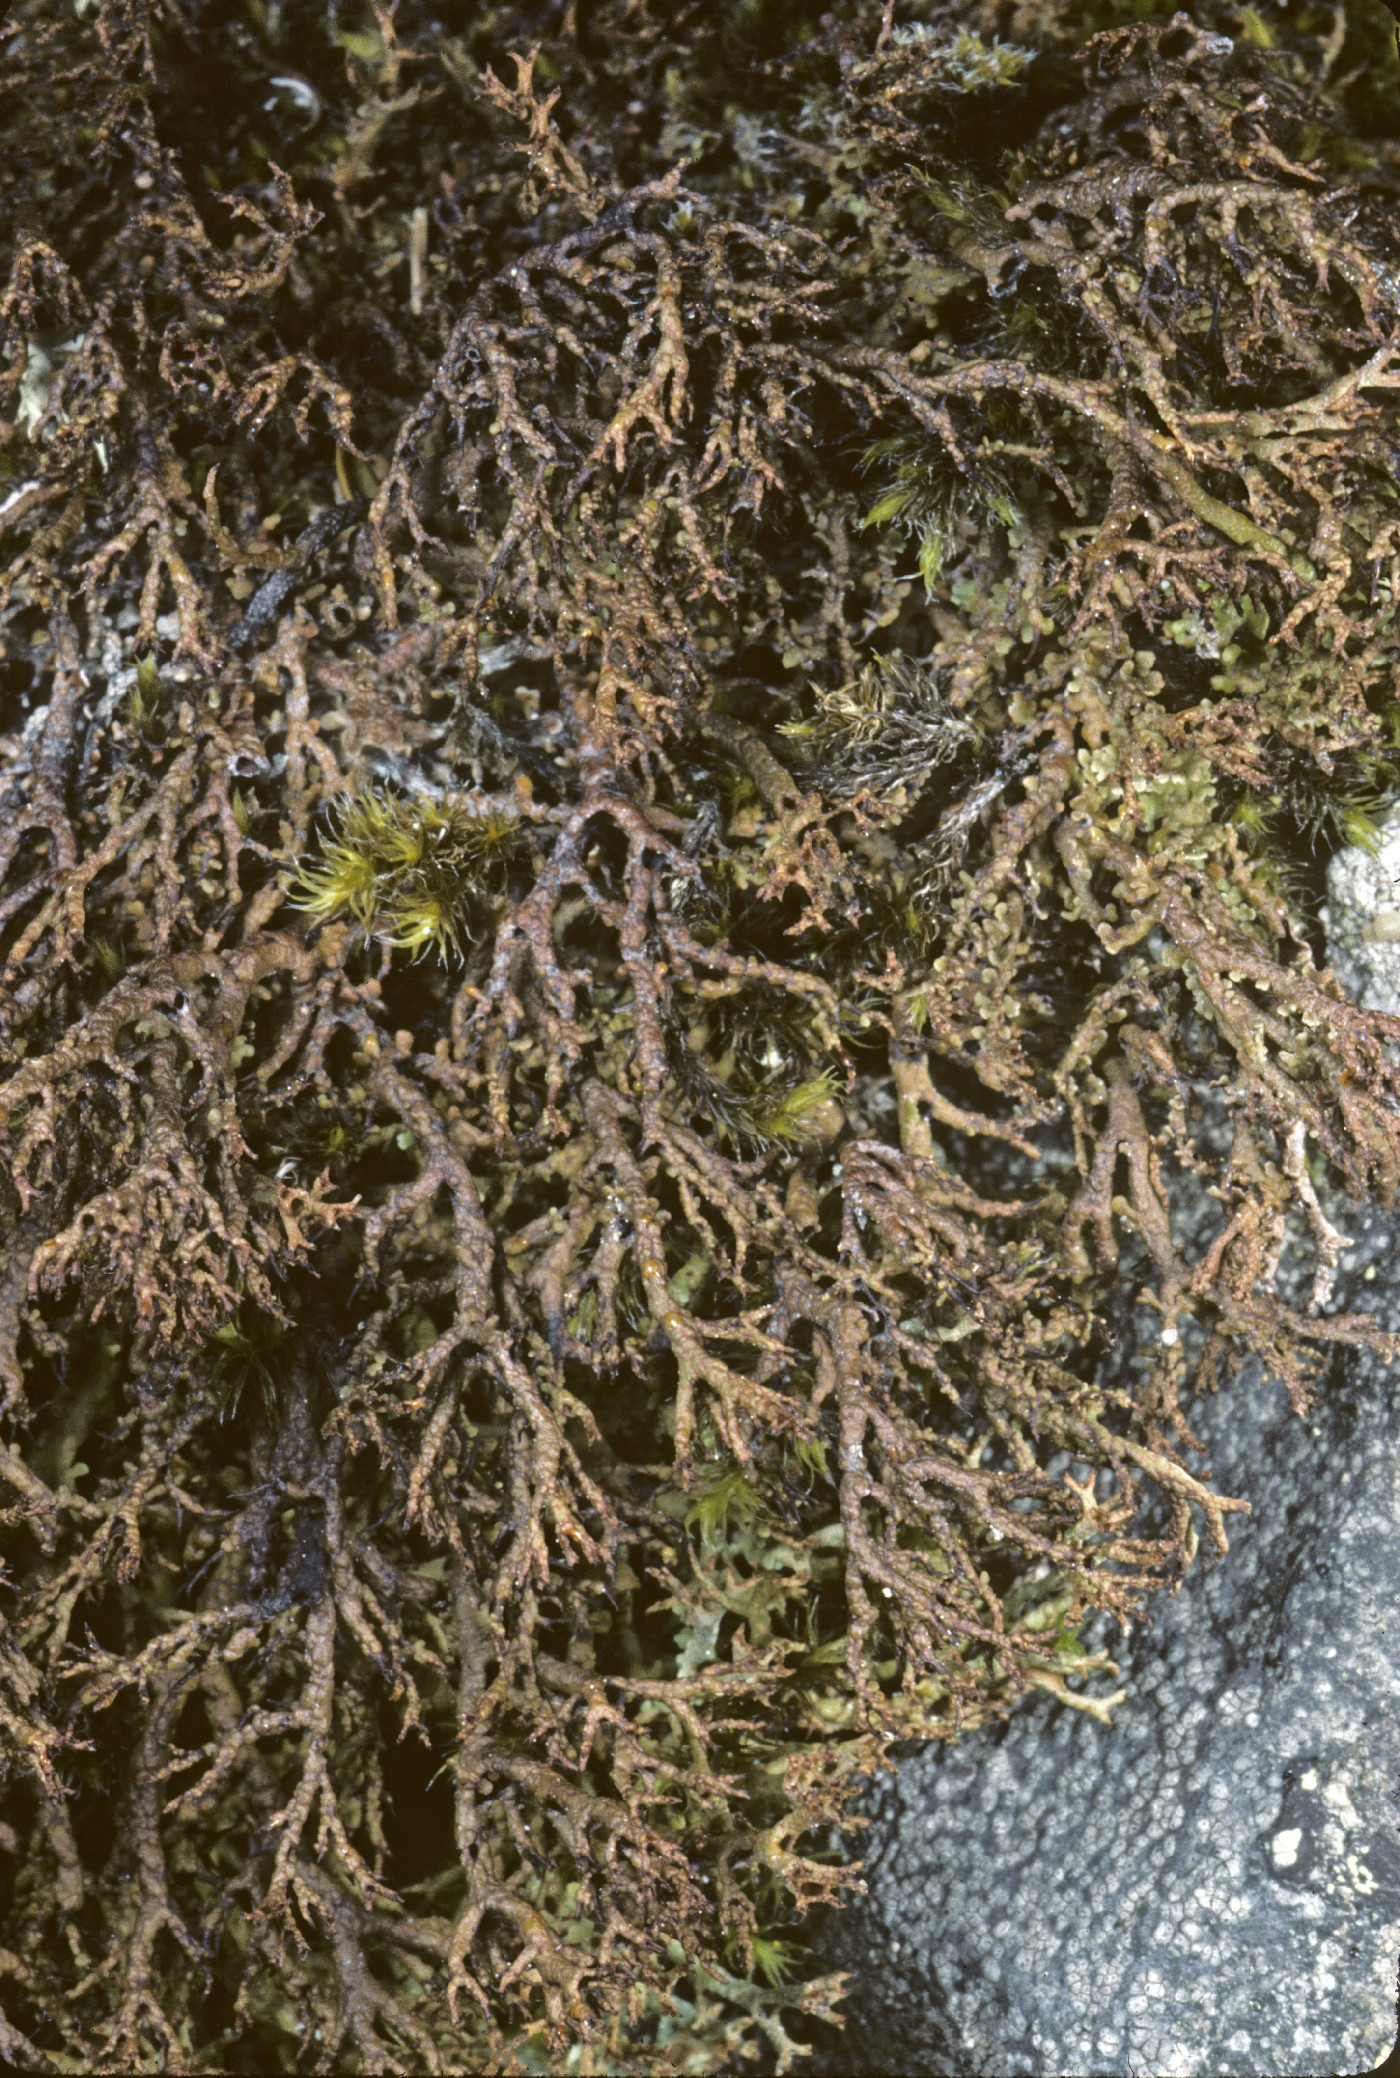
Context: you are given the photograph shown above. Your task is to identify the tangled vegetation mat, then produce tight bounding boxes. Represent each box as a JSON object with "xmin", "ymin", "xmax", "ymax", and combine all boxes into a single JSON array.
[{"xmin": 4, "ymin": 0, "xmax": 1400, "ymax": 2069}]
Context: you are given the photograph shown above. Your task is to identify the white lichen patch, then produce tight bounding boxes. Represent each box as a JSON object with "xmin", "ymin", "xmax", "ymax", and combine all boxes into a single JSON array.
[
  {"xmin": 1324, "ymin": 808, "xmax": 1400, "ymax": 1016},
  {"xmin": 1272, "ymin": 1827, "xmax": 1303, "ymax": 1869}
]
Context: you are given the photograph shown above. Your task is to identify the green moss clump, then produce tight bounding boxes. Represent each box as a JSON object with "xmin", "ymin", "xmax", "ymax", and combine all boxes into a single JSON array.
[{"xmin": 288, "ymin": 787, "xmax": 525, "ymax": 960}]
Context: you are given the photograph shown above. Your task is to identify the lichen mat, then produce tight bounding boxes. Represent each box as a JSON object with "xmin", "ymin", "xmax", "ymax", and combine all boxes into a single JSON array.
[{"xmin": 1, "ymin": 1, "xmax": 1400, "ymax": 2071}]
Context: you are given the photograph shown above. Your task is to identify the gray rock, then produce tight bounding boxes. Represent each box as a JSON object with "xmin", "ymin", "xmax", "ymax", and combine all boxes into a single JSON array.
[
  {"xmin": 821, "ymin": 1251, "xmax": 1400, "ymax": 2075},
  {"xmin": 1321, "ymin": 807, "xmax": 1400, "ymax": 1019},
  {"xmin": 817, "ymin": 841, "xmax": 1400, "ymax": 2076}
]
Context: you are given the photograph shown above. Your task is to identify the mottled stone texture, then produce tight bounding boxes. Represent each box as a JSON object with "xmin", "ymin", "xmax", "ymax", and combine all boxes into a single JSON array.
[
  {"xmin": 820, "ymin": 1222, "xmax": 1400, "ymax": 2075},
  {"xmin": 1323, "ymin": 808, "xmax": 1400, "ymax": 1020}
]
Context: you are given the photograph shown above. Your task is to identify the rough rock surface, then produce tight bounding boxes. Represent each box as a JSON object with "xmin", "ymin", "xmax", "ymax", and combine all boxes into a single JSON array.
[
  {"xmin": 815, "ymin": 843, "xmax": 1400, "ymax": 2077},
  {"xmin": 1321, "ymin": 808, "xmax": 1400, "ymax": 1020}
]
